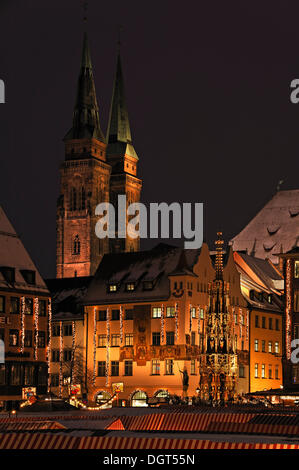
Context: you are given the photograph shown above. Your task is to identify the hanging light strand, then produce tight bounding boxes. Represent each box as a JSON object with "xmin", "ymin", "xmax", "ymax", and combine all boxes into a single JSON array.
[
  {"xmin": 286, "ymin": 259, "xmax": 292, "ymax": 360},
  {"xmin": 71, "ymin": 320, "xmax": 76, "ymax": 386},
  {"xmin": 189, "ymin": 304, "xmax": 192, "ymax": 334},
  {"xmin": 34, "ymin": 298, "xmax": 39, "ymax": 361},
  {"xmin": 47, "ymin": 299, "xmax": 52, "ymax": 393},
  {"xmin": 175, "ymin": 302, "xmax": 179, "ymax": 341},
  {"xmin": 20, "ymin": 297, "xmax": 25, "ymax": 353},
  {"xmin": 197, "ymin": 305, "xmax": 201, "ymax": 335},
  {"xmin": 119, "ymin": 305, "xmax": 123, "ymax": 344},
  {"xmin": 105, "ymin": 308, "xmax": 110, "ymax": 387},
  {"xmin": 161, "ymin": 304, "xmax": 165, "ymax": 344},
  {"xmin": 92, "ymin": 308, "xmax": 97, "ymax": 386},
  {"xmin": 59, "ymin": 321, "xmax": 63, "ymax": 398}
]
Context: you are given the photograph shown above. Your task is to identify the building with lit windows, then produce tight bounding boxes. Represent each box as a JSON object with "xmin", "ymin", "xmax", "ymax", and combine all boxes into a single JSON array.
[
  {"xmin": 83, "ymin": 236, "xmax": 249, "ymax": 406},
  {"xmin": 0, "ymin": 207, "xmax": 50, "ymax": 410}
]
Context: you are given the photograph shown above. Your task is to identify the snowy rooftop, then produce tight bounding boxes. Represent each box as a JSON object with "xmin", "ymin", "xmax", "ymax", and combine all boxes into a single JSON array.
[
  {"xmin": 0, "ymin": 206, "xmax": 48, "ymax": 294},
  {"xmin": 230, "ymin": 189, "xmax": 299, "ymax": 264}
]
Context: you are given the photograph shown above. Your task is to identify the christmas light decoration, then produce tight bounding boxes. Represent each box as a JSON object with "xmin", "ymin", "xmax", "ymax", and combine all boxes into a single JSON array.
[
  {"xmin": 286, "ymin": 259, "xmax": 292, "ymax": 360},
  {"xmin": 59, "ymin": 321, "xmax": 63, "ymax": 397},
  {"xmin": 34, "ymin": 298, "xmax": 39, "ymax": 360},
  {"xmin": 119, "ymin": 305, "xmax": 123, "ymax": 344},
  {"xmin": 246, "ymin": 310, "xmax": 249, "ymax": 341},
  {"xmin": 92, "ymin": 308, "xmax": 97, "ymax": 386},
  {"xmin": 197, "ymin": 305, "xmax": 201, "ymax": 335},
  {"xmin": 161, "ymin": 304, "xmax": 165, "ymax": 344},
  {"xmin": 20, "ymin": 296, "xmax": 25, "ymax": 353},
  {"xmin": 175, "ymin": 302, "xmax": 179, "ymax": 341},
  {"xmin": 71, "ymin": 320, "xmax": 76, "ymax": 386},
  {"xmin": 47, "ymin": 299, "xmax": 52, "ymax": 393},
  {"xmin": 189, "ymin": 304, "xmax": 192, "ymax": 334},
  {"xmin": 106, "ymin": 308, "xmax": 110, "ymax": 387}
]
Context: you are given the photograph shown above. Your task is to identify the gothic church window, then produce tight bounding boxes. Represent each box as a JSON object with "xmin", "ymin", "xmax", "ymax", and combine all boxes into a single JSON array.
[{"xmin": 73, "ymin": 235, "xmax": 80, "ymax": 255}]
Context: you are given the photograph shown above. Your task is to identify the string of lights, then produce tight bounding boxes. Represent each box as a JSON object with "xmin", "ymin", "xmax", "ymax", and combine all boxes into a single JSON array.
[
  {"xmin": 34, "ymin": 298, "xmax": 39, "ymax": 360},
  {"xmin": 161, "ymin": 304, "xmax": 165, "ymax": 344},
  {"xmin": 92, "ymin": 308, "xmax": 97, "ymax": 386},
  {"xmin": 189, "ymin": 304, "xmax": 192, "ymax": 334},
  {"xmin": 59, "ymin": 321, "xmax": 63, "ymax": 397},
  {"xmin": 119, "ymin": 305, "xmax": 123, "ymax": 344},
  {"xmin": 286, "ymin": 259, "xmax": 292, "ymax": 360},
  {"xmin": 175, "ymin": 302, "xmax": 179, "ymax": 341},
  {"xmin": 71, "ymin": 320, "xmax": 76, "ymax": 386},
  {"xmin": 20, "ymin": 296, "xmax": 25, "ymax": 353},
  {"xmin": 47, "ymin": 299, "xmax": 52, "ymax": 393},
  {"xmin": 106, "ymin": 307, "xmax": 110, "ymax": 387},
  {"xmin": 197, "ymin": 305, "xmax": 201, "ymax": 335}
]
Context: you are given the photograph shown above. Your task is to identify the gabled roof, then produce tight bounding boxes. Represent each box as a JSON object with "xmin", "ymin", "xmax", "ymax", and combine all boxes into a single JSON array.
[
  {"xmin": 84, "ymin": 243, "xmax": 201, "ymax": 305},
  {"xmin": 46, "ymin": 276, "xmax": 92, "ymax": 320},
  {"xmin": 0, "ymin": 206, "xmax": 48, "ymax": 294},
  {"xmin": 230, "ymin": 189, "xmax": 299, "ymax": 264}
]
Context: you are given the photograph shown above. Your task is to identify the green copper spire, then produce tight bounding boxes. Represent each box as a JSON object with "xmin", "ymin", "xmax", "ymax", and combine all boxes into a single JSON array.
[
  {"xmin": 106, "ymin": 52, "xmax": 138, "ymax": 160},
  {"xmin": 64, "ymin": 33, "xmax": 105, "ymax": 142}
]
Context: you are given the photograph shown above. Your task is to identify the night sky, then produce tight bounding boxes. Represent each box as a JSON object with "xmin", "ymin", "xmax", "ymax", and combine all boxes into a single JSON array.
[{"xmin": 0, "ymin": 0, "xmax": 299, "ymax": 278}]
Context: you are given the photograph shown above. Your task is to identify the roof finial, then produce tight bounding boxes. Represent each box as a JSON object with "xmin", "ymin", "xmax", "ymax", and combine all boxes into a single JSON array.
[{"xmin": 215, "ymin": 231, "xmax": 224, "ymax": 280}]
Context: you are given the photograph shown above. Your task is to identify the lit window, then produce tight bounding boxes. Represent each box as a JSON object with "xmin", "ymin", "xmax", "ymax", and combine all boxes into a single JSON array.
[
  {"xmin": 98, "ymin": 335, "xmax": 106, "ymax": 347},
  {"xmin": 126, "ymin": 283, "xmax": 135, "ymax": 291},
  {"xmin": 295, "ymin": 261, "xmax": 299, "ymax": 278},
  {"xmin": 200, "ymin": 308, "xmax": 204, "ymax": 319},
  {"xmin": 275, "ymin": 342, "xmax": 279, "ymax": 354},
  {"xmin": 191, "ymin": 307, "xmax": 196, "ymax": 318},
  {"xmin": 152, "ymin": 307, "xmax": 162, "ymax": 318},
  {"xmin": 165, "ymin": 359, "xmax": 174, "ymax": 375},
  {"xmin": 254, "ymin": 363, "xmax": 258, "ymax": 378},
  {"xmin": 268, "ymin": 341, "xmax": 272, "ymax": 353},
  {"xmin": 261, "ymin": 364, "xmax": 266, "ymax": 378},
  {"xmin": 152, "ymin": 359, "xmax": 160, "ymax": 375},
  {"xmin": 294, "ymin": 291, "xmax": 299, "ymax": 313},
  {"xmin": 109, "ymin": 284, "xmax": 117, "ymax": 292},
  {"xmin": 254, "ymin": 339, "xmax": 259, "ymax": 352},
  {"xmin": 166, "ymin": 306, "xmax": 175, "ymax": 318},
  {"xmin": 125, "ymin": 334, "xmax": 133, "ymax": 346},
  {"xmin": 9, "ymin": 329, "xmax": 19, "ymax": 347}
]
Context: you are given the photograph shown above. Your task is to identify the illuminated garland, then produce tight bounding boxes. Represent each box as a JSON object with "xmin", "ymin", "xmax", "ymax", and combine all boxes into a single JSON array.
[
  {"xmin": 59, "ymin": 321, "xmax": 63, "ymax": 397},
  {"xmin": 47, "ymin": 299, "xmax": 52, "ymax": 393},
  {"xmin": 34, "ymin": 298, "xmax": 39, "ymax": 360},
  {"xmin": 175, "ymin": 302, "xmax": 179, "ymax": 341},
  {"xmin": 71, "ymin": 320, "xmax": 76, "ymax": 386},
  {"xmin": 189, "ymin": 304, "xmax": 192, "ymax": 334},
  {"xmin": 161, "ymin": 304, "xmax": 165, "ymax": 344},
  {"xmin": 106, "ymin": 308, "xmax": 110, "ymax": 387},
  {"xmin": 119, "ymin": 305, "xmax": 123, "ymax": 345},
  {"xmin": 197, "ymin": 305, "xmax": 201, "ymax": 335},
  {"xmin": 92, "ymin": 308, "xmax": 97, "ymax": 386},
  {"xmin": 20, "ymin": 297, "xmax": 25, "ymax": 353},
  {"xmin": 286, "ymin": 259, "xmax": 292, "ymax": 360}
]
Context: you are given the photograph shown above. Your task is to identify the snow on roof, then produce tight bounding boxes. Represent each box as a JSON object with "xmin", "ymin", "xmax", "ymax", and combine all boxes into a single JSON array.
[
  {"xmin": 0, "ymin": 206, "xmax": 48, "ymax": 294},
  {"xmin": 230, "ymin": 189, "xmax": 299, "ymax": 264}
]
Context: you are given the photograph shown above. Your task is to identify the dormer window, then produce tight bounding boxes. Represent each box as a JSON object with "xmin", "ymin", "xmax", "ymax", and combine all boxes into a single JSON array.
[
  {"xmin": 143, "ymin": 281, "xmax": 153, "ymax": 291},
  {"xmin": 109, "ymin": 284, "xmax": 117, "ymax": 292},
  {"xmin": 295, "ymin": 261, "xmax": 299, "ymax": 279},
  {"xmin": 1, "ymin": 267, "xmax": 15, "ymax": 284},
  {"xmin": 126, "ymin": 283, "xmax": 135, "ymax": 291},
  {"xmin": 268, "ymin": 294, "xmax": 272, "ymax": 304},
  {"xmin": 249, "ymin": 290, "xmax": 255, "ymax": 300},
  {"xmin": 21, "ymin": 270, "xmax": 35, "ymax": 285}
]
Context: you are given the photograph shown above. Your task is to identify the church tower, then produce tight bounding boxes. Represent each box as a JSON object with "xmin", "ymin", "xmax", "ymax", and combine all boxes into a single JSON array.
[
  {"xmin": 199, "ymin": 232, "xmax": 238, "ymax": 404},
  {"xmin": 56, "ymin": 33, "xmax": 111, "ymax": 278},
  {"xmin": 106, "ymin": 51, "xmax": 142, "ymax": 253}
]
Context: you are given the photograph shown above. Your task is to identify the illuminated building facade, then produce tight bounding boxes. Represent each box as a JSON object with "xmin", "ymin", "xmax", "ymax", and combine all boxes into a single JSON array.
[
  {"xmin": 56, "ymin": 34, "xmax": 141, "ymax": 278},
  {"xmin": 0, "ymin": 207, "xmax": 50, "ymax": 410},
  {"xmin": 83, "ymin": 237, "xmax": 249, "ymax": 406},
  {"xmin": 233, "ymin": 251, "xmax": 284, "ymax": 392}
]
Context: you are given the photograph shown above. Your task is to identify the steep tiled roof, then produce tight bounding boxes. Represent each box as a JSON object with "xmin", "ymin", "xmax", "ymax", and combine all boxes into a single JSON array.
[
  {"xmin": 84, "ymin": 243, "xmax": 201, "ymax": 305},
  {"xmin": 46, "ymin": 276, "xmax": 92, "ymax": 320},
  {"xmin": 0, "ymin": 206, "xmax": 48, "ymax": 294},
  {"xmin": 230, "ymin": 189, "xmax": 299, "ymax": 264}
]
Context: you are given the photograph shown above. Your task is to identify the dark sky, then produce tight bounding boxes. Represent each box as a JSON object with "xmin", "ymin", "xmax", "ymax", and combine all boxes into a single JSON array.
[{"xmin": 0, "ymin": 0, "xmax": 299, "ymax": 278}]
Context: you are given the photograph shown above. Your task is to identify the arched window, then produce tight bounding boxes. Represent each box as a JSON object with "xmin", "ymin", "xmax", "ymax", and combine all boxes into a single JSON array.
[
  {"xmin": 70, "ymin": 187, "xmax": 77, "ymax": 211},
  {"xmin": 131, "ymin": 390, "xmax": 148, "ymax": 407},
  {"xmin": 73, "ymin": 235, "xmax": 80, "ymax": 255}
]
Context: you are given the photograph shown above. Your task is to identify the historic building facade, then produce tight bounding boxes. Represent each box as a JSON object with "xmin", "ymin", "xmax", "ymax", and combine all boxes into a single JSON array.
[
  {"xmin": 56, "ymin": 34, "xmax": 142, "ymax": 279},
  {"xmin": 83, "ymin": 236, "xmax": 249, "ymax": 406},
  {"xmin": 0, "ymin": 207, "xmax": 50, "ymax": 410}
]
